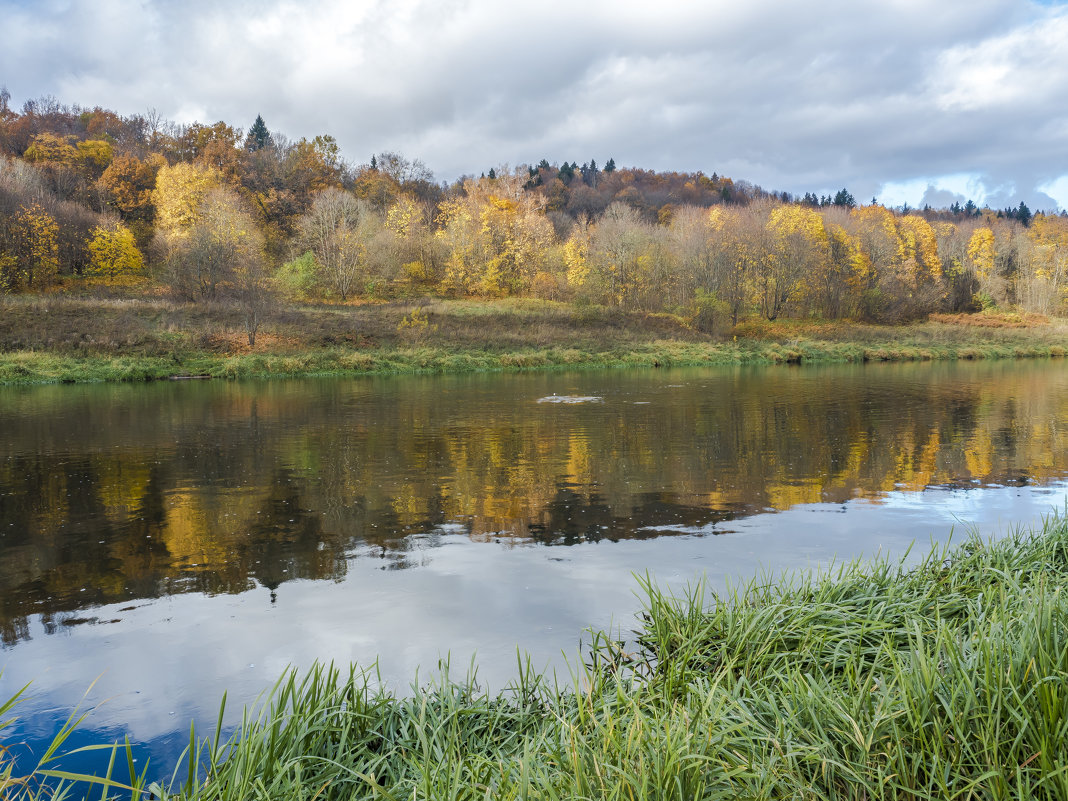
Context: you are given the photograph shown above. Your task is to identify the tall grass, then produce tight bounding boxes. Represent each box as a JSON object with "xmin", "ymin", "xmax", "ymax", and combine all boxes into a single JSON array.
[
  {"xmin": 7, "ymin": 514, "xmax": 1068, "ymax": 799},
  {"xmin": 0, "ymin": 681, "xmax": 148, "ymax": 801},
  {"xmin": 146, "ymin": 514, "xmax": 1068, "ymax": 800}
]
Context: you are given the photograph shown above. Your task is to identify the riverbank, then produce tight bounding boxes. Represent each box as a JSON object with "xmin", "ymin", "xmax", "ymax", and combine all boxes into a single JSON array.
[
  {"xmin": 1, "ymin": 295, "xmax": 1066, "ymax": 384},
  {"xmin": 7, "ymin": 513, "xmax": 1068, "ymax": 800}
]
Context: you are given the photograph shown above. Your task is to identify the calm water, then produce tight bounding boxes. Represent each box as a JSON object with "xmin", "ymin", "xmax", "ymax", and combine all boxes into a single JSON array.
[{"xmin": 2, "ymin": 361, "xmax": 1068, "ymax": 777}]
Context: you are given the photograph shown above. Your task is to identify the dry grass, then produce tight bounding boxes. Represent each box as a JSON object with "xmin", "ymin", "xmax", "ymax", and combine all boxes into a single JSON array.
[{"xmin": 929, "ymin": 310, "xmax": 1051, "ymax": 328}]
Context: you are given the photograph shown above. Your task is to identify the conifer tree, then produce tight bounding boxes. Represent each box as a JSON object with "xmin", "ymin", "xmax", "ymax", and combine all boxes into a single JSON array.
[{"xmin": 245, "ymin": 115, "xmax": 271, "ymax": 152}]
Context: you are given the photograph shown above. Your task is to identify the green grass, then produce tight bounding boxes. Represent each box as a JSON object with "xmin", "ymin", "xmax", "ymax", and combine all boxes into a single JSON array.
[
  {"xmin": 1, "ymin": 338, "xmax": 1066, "ymax": 385},
  {"xmin": 7, "ymin": 513, "xmax": 1068, "ymax": 799}
]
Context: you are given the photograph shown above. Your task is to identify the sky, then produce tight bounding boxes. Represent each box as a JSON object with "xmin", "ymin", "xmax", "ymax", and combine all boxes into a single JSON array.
[{"xmin": 2, "ymin": 0, "xmax": 1067, "ymax": 210}]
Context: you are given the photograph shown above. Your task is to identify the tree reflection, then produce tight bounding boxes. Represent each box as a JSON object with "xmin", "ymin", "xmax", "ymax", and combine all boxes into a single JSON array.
[{"xmin": 1, "ymin": 362, "xmax": 1067, "ymax": 645}]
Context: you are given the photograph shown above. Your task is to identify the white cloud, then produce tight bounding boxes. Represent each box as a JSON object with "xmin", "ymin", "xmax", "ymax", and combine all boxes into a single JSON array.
[{"xmin": 1, "ymin": 0, "xmax": 1066, "ymax": 206}]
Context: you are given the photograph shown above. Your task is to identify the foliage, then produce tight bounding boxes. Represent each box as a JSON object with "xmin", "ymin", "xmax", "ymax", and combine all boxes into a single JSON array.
[
  {"xmin": 4, "ymin": 203, "xmax": 59, "ymax": 290},
  {"xmin": 274, "ymin": 251, "xmax": 320, "ymax": 301},
  {"xmin": 87, "ymin": 222, "xmax": 145, "ymax": 281},
  {"xmin": 152, "ymin": 163, "xmax": 221, "ymax": 236},
  {"xmin": 1, "ymin": 93, "xmax": 1068, "ymax": 321}
]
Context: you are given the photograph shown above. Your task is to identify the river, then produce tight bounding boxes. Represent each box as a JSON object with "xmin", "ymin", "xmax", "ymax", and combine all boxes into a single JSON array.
[{"xmin": 2, "ymin": 360, "xmax": 1067, "ymax": 779}]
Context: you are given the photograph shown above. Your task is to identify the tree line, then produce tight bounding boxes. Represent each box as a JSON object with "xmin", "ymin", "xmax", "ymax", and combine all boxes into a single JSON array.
[{"xmin": 2, "ymin": 90, "xmax": 1066, "ymax": 339}]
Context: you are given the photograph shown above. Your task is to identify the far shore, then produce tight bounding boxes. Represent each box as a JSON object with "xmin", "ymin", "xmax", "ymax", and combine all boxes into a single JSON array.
[{"xmin": 2, "ymin": 295, "xmax": 1066, "ymax": 385}]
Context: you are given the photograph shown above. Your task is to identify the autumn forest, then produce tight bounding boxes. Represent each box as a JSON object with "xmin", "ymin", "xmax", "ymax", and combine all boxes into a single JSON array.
[{"xmin": 2, "ymin": 90, "xmax": 1066, "ymax": 347}]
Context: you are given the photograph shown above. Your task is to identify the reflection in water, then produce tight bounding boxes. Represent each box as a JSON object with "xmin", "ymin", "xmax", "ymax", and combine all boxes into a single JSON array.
[
  {"xmin": 1, "ymin": 361, "xmax": 1068, "ymax": 782},
  {"xmin": 2, "ymin": 361, "xmax": 1068, "ymax": 646}
]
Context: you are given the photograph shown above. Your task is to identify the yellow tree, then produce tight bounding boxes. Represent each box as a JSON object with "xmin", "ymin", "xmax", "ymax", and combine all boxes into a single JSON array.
[
  {"xmin": 87, "ymin": 222, "xmax": 145, "ymax": 283},
  {"xmin": 476, "ymin": 187, "xmax": 553, "ymax": 296},
  {"xmin": 847, "ymin": 204, "xmax": 923, "ymax": 319},
  {"xmin": 23, "ymin": 133, "xmax": 79, "ymax": 167},
  {"xmin": 891, "ymin": 215, "xmax": 945, "ymax": 315},
  {"xmin": 75, "ymin": 139, "xmax": 114, "ymax": 178},
  {"xmin": 385, "ymin": 195, "xmax": 437, "ymax": 286},
  {"xmin": 436, "ymin": 173, "xmax": 553, "ymax": 297},
  {"xmin": 966, "ymin": 227, "xmax": 1002, "ymax": 307},
  {"xmin": 563, "ymin": 227, "xmax": 593, "ymax": 297},
  {"xmin": 1019, "ymin": 215, "xmax": 1068, "ymax": 314},
  {"xmin": 761, "ymin": 204, "xmax": 829, "ymax": 319},
  {"xmin": 6, "ymin": 203, "xmax": 59, "ymax": 290},
  {"xmin": 98, "ymin": 153, "xmax": 166, "ymax": 222},
  {"xmin": 822, "ymin": 217, "xmax": 868, "ymax": 318},
  {"xmin": 932, "ymin": 221, "xmax": 982, "ymax": 311},
  {"xmin": 699, "ymin": 205, "xmax": 766, "ymax": 324},
  {"xmin": 848, "ymin": 205, "xmax": 903, "ymax": 289},
  {"xmin": 897, "ymin": 216, "xmax": 943, "ymax": 286},
  {"xmin": 152, "ymin": 163, "xmax": 221, "ymax": 235},
  {"xmin": 435, "ymin": 195, "xmax": 480, "ymax": 294}
]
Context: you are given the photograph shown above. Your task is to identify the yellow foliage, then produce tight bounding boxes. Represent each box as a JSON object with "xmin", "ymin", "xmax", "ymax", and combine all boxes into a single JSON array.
[
  {"xmin": 563, "ymin": 233, "xmax": 591, "ymax": 290},
  {"xmin": 827, "ymin": 223, "xmax": 869, "ymax": 287},
  {"xmin": 967, "ymin": 228, "xmax": 996, "ymax": 279},
  {"xmin": 850, "ymin": 205, "xmax": 906, "ymax": 272},
  {"xmin": 898, "ymin": 215, "xmax": 943, "ymax": 280},
  {"xmin": 8, "ymin": 202, "xmax": 59, "ymax": 289},
  {"xmin": 436, "ymin": 174, "xmax": 551, "ymax": 296},
  {"xmin": 88, "ymin": 223, "xmax": 145, "ymax": 281},
  {"xmin": 76, "ymin": 139, "xmax": 114, "ymax": 172},
  {"xmin": 706, "ymin": 206, "xmax": 726, "ymax": 232},
  {"xmin": 23, "ymin": 133, "xmax": 79, "ymax": 166},
  {"xmin": 1029, "ymin": 214, "xmax": 1068, "ymax": 248},
  {"xmin": 767, "ymin": 204, "xmax": 827, "ymax": 242},
  {"xmin": 152, "ymin": 162, "xmax": 221, "ymax": 235},
  {"xmin": 386, "ymin": 197, "xmax": 421, "ymax": 237}
]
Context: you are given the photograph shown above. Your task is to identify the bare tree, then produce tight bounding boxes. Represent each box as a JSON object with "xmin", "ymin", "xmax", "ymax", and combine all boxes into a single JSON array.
[{"xmin": 299, "ymin": 188, "xmax": 375, "ymax": 300}]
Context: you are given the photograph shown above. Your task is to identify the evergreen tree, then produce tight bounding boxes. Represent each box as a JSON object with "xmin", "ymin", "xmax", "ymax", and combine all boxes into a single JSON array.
[
  {"xmin": 833, "ymin": 188, "xmax": 856, "ymax": 208},
  {"xmin": 1017, "ymin": 201, "xmax": 1032, "ymax": 226},
  {"xmin": 245, "ymin": 114, "xmax": 271, "ymax": 152},
  {"xmin": 604, "ymin": 157, "xmax": 616, "ymax": 173},
  {"xmin": 487, "ymin": 167, "xmax": 496, "ymax": 179}
]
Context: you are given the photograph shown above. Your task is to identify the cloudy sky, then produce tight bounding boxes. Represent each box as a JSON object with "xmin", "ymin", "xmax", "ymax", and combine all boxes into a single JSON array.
[{"xmin": 2, "ymin": 0, "xmax": 1067, "ymax": 210}]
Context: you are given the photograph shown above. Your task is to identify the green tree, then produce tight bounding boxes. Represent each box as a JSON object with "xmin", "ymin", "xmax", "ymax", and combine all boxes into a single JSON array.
[
  {"xmin": 833, "ymin": 188, "xmax": 856, "ymax": 209},
  {"xmin": 245, "ymin": 115, "xmax": 271, "ymax": 152}
]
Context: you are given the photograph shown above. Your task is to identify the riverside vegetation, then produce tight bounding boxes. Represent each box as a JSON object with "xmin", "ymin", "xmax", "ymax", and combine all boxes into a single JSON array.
[
  {"xmin": 3, "ymin": 94, "xmax": 1068, "ymax": 386},
  {"xmin": 1, "ymin": 294, "xmax": 1067, "ymax": 385},
  {"xmin": 3, "ymin": 513, "xmax": 1068, "ymax": 800}
]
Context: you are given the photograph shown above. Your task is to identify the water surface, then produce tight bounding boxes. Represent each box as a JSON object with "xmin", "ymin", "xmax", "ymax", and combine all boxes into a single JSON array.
[{"xmin": 1, "ymin": 361, "xmax": 1067, "ymax": 776}]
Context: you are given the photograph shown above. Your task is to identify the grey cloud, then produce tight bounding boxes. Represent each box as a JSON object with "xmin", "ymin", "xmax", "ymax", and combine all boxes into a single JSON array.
[{"xmin": 2, "ymin": 0, "xmax": 1066, "ymax": 208}]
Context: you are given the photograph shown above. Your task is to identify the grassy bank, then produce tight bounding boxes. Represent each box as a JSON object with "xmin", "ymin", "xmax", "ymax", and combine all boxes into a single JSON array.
[
  {"xmin": 5, "ymin": 514, "xmax": 1068, "ymax": 799},
  {"xmin": 1, "ymin": 295, "xmax": 1067, "ymax": 384}
]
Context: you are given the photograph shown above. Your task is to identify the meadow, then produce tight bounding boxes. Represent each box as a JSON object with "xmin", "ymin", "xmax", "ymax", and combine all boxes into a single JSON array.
[{"xmin": 2, "ymin": 294, "xmax": 1066, "ymax": 385}]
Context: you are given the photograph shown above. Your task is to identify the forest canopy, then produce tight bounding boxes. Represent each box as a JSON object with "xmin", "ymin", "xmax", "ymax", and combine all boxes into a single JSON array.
[{"xmin": 1, "ymin": 90, "xmax": 1065, "ymax": 327}]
